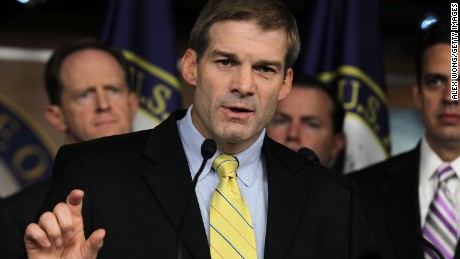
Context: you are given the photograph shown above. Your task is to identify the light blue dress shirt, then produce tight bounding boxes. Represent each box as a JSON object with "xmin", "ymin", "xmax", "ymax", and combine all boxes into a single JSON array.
[{"xmin": 177, "ymin": 106, "xmax": 268, "ymax": 259}]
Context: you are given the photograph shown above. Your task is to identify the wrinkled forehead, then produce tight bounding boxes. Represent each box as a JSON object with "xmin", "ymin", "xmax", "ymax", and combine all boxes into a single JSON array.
[
  {"xmin": 279, "ymin": 88, "xmax": 334, "ymax": 114},
  {"xmin": 207, "ymin": 20, "xmax": 288, "ymax": 61}
]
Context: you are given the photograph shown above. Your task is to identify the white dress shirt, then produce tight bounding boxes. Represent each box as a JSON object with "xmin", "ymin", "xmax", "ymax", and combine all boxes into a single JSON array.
[{"xmin": 418, "ymin": 136, "xmax": 460, "ymax": 231}]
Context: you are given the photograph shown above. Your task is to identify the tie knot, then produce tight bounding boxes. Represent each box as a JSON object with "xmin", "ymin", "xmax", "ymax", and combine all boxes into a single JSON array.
[
  {"xmin": 212, "ymin": 154, "xmax": 239, "ymax": 178},
  {"xmin": 437, "ymin": 164, "xmax": 456, "ymax": 182}
]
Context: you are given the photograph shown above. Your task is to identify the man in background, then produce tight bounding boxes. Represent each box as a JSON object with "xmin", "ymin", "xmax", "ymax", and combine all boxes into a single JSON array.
[
  {"xmin": 352, "ymin": 20, "xmax": 460, "ymax": 258},
  {"xmin": 267, "ymin": 73, "xmax": 345, "ymax": 169},
  {"xmin": 0, "ymin": 39, "xmax": 138, "ymax": 258}
]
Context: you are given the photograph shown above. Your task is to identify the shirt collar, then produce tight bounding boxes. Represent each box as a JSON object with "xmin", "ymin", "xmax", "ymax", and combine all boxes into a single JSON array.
[
  {"xmin": 230, "ymin": 127, "xmax": 265, "ymax": 187},
  {"xmin": 419, "ymin": 135, "xmax": 460, "ymax": 184},
  {"xmin": 178, "ymin": 105, "xmax": 265, "ymax": 186}
]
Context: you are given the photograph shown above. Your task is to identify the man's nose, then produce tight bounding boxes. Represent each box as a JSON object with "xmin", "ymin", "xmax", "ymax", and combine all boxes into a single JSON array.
[
  {"xmin": 95, "ymin": 89, "xmax": 111, "ymax": 111},
  {"xmin": 287, "ymin": 121, "xmax": 299, "ymax": 140},
  {"xmin": 231, "ymin": 67, "xmax": 255, "ymax": 96}
]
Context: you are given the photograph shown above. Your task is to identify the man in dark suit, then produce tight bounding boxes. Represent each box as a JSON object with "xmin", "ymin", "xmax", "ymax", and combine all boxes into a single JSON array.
[
  {"xmin": 22, "ymin": 0, "xmax": 379, "ymax": 258},
  {"xmin": 0, "ymin": 39, "xmax": 138, "ymax": 258},
  {"xmin": 352, "ymin": 20, "xmax": 459, "ymax": 258}
]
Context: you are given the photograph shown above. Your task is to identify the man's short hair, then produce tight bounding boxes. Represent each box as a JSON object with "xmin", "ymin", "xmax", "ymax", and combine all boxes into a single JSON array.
[
  {"xmin": 44, "ymin": 39, "xmax": 132, "ymax": 105},
  {"xmin": 291, "ymin": 74, "xmax": 345, "ymax": 135},
  {"xmin": 415, "ymin": 19, "xmax": 450, "ymax": 87},
  {"xmin": 189, "ymin": 0, "xmax": 301, "ymax": 74}
]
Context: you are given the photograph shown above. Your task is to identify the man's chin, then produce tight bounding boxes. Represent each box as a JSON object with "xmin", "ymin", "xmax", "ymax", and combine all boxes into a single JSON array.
[
  {"xmin": 90, "ymin": 129, "xmax": 125, "ymax": 140},
  {"xmin": 286, "ymin": 144, "xmax": 301, "ymax": 152},
  {"xmin": 216, "ymin": 129, "xmax": 257, "ymax": 145}
]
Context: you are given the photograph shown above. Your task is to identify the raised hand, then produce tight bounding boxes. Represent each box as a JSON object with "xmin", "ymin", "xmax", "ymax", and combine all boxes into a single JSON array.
[{"xmin": 24, "ymin": 189, "xmax": 105, "ymax": 259}]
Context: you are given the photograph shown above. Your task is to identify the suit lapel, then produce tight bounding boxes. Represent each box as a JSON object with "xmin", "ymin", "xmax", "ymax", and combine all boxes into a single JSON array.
[
  {"xmin": 262, "ymin": 138, "xmax": 310, "ymax": 258},
  {"xmin": 455, "ymin": 241, "xmax": 460, "ymax": 259},
  {"xmin": 140, "ymin": 110, "xmax": 210, "ymax": 259},
  {"xmin": 380, "ymin": 147, "xmax": 423, "ymax": 257},
  {"xmin": 383, "ymin": 148, "xmax": 421, "ymax": 232}
]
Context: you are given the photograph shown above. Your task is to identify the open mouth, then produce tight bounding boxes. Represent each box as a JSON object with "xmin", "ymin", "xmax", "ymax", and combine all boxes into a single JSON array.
[
  {"xmin": 224, "ymin": 105, "xmax": 254, "ymax": 119},
  {"xmin": 228, "ymin": 107, "xmax": 251, "ymax": 113}
]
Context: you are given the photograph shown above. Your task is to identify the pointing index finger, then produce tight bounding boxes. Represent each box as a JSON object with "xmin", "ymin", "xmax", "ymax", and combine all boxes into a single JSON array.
[{"xmin": 66, "ymin": 189, "xmax": 84, "ymax": 217}]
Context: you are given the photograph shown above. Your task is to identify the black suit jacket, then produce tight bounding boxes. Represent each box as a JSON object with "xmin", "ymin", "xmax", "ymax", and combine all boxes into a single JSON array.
[
  {"xmin": 20, "ymin": 110, "xmax": 378, "ymax": 258},
  {"xmin": 351, "ymin": 146, "xmax": 460, "ymax": 259},
  {"xmin": 0, "ymin": 179, "xmax": 51, "ymax": 258}
]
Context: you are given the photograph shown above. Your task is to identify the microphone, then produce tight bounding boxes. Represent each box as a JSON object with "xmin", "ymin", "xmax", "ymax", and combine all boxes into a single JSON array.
[
  {"xmin": 195, "ymin": 139, "xmax": 217, "ymax": 186},
  {"xmin": 296, "ymin": 149, "xmax": 444, "ymax": 259},
  {"xmin": 177, "ymin": 138, "xmax": 217, "ymax": 259},
  {"xmin": 297, "ymin": 147, "xmax": 321, "ymax": 167}
]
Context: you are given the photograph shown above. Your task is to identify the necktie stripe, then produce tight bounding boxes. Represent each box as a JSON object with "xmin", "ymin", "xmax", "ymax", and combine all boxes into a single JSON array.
[
  {"xmin": 224, "ymin": 179, "xmax": 244, "ymax": 198},
  {"xmin": 215, "ymin": 189, "xmax": 254, "ymax": 229},
  {"xmin": 210, "ymin": 224, "xmax": 245, "ymax": 258},
  {"xmin": 215, "ymin": 159, "xmax": 238, "ymax": 174},
  {"xmin": 210, "ymin": 204, "xmax": 257, "ymax": 249},
  {"xmin": 434, "ymin": 192, "xmax": 458, "ymax": 222},
  {"xmin": 439, "ymin": 166, "xmax": 453, "ymax": 177},
  {"xmin": 425, "ymin": 232, "xmax": 452, "ymax": 258},
  {"xmin": 226, "ymin": 186, "xmax": 243, "ymax": 197},
  {"xmin": 424, "ymin": 228, "xmax": 455, "ymax": 258},
  {"xmin": 210, "ymin": 154, "xmax": 257, "ymax": 258},
  {"xmin": 425, "ymin": 218, "xmax": 457, "ymax": 247},
  {"xmin": 210, "ymin": 244, "xmax": 225, "ymax": 259},
  {"xmin": 429, "ymin": 204, "xmax": 457, "ymax": 237},
  {"xmin": 423, "ymin": 164, "xmax": 458, "ymax": 259},
  {"xmin": 425, "ymin": 249, "xmax": 439, "ymax": 259},
  {"xmin": 425, "ymin": 248, "xmax": 438, "ymax": 259}
]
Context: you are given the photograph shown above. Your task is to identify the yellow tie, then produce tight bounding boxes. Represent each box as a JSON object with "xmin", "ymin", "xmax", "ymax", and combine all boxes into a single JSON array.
[{"xmin": 210, "ymin": 154, "xmax": 257, "ymax": 259}]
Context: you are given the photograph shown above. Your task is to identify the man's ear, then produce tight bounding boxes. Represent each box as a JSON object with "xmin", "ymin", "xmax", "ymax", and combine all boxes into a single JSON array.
[
  {"xmin": 128, "ymin": 93, "xmax": 139, "ymax": 120},
  {"xmin": 331, "ymin": 133, "xmax": 346, "ymax": 160},
  {"xmin": 44, "ymin": 105, "xmax": 67, "ymax": 133},
  {"xmin": 412, "ymin": 81, "xmax": 422, "ymax": 109},
  {"xmin": 278, "ymin": 68, "xmax": 293, "ymax": 101},
  {"xmin": 181, "ymin": 48, "xmax": 198, "ymax": 87}
]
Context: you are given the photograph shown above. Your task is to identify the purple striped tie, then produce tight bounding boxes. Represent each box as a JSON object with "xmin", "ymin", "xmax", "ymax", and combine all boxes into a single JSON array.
[{"xmin": 423, "ymin": 164, "xmax": 458, "ymax": 259}]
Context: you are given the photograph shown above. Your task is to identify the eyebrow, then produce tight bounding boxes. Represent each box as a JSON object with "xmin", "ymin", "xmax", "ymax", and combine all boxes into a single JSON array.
[
  {"xmin": 274, "ymin": 111, "xmax": 291, "ymax": 118},
  {"xmin": 275, "ymin": 111, "xmax": 318, "ymax": 121},
  {"xmin": 211, "ymin": 49, "xmax": 283, "ymax": 71},
  {"xmin": 255, "ymin": 60, "xmax": 282, "ymax": 72},
  {"xmin": 210, "ymin": 50, "xmax": 238, "ymax": 60},
  {"xmin": 423, "ymin": 73, "xmax": 448, "ymax": 80}
]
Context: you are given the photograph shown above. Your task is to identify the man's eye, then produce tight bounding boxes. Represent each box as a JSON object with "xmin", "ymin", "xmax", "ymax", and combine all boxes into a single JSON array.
[
  {"xmin": 79, "ymin": 91, "xmax": 90, "ymax": 99},
  {"xmin": 425, "ymin": 76, "xmax": 446, "ymax": 89},
  {"xmin": 307, "ymin": 122, "xmax": 320, "ymax": 129},
  {"xmin": 271, "ymin": 115, "xmax": 290, "ymax": 126},
  {"xmin": 427, "ymin": 78, "xmax": 440, "ymax": 85},
  {"xmin": 258, "ymin": 66, "xmax": 276, "ymax": 74},
  {"xmin": 300, "ymin": 120, "xmax": 321, "ymax": 130},
  {"xmin": 107, "ymin": 87, "xmax": 121, "ymax": 94},
  {"xmin": 273, "ymin": 118, "xmax": 288, "ymax": 125},
  {"xmin": 217, "ymin": 59, "xmax": 233, "ymax": 67}
]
